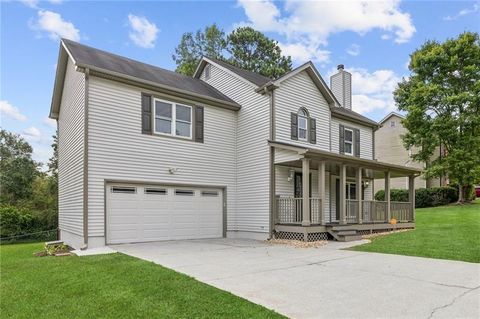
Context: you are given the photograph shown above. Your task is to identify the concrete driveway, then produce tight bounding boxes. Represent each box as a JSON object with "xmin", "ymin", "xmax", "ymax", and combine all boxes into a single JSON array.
[{"xmin": 113, "ymin": 238, "xmax": 480, "ymax": 319}]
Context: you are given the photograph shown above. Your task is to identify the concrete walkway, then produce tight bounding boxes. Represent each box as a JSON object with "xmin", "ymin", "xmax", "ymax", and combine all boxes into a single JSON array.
[{"xmin": 113, "ymin": 239, "xmax": 480, "ymax": 319}]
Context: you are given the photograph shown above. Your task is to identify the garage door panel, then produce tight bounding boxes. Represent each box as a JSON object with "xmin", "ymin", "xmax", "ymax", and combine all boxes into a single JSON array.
[{"xmin": 107, "ymin": 184, "xmax": 223, "ymax": 244}]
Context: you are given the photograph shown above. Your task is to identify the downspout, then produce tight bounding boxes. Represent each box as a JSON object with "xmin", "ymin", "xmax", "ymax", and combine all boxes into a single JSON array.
[
  {"xmin": 267, "ymin": 86, "xmax": 276, "ymax": 239},
  {"xmin": 81, "ymin": 68, "xmax": 90, "ymax": 249}
]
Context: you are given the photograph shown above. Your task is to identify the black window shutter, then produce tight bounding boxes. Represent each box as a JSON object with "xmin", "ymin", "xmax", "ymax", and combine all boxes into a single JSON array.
[
  {"xmin": 354, "ymin": 128, "xmax": 360, "ymax": 157},
  {"xmin": 291, "ymin": 113, "xmax": 298, "ymax": 140},
  {"xmin": 194, "ymin": 106, "xmax": 204, "ymax": 143},
  {"xmin": 309, "ymin": 118, "xmax": 316, "ymax": 144},
  {"xmin": 339, "ymin": 124, "xmax": 345, "ymax": 154},
  {"xmin": 141, "ymin": 93, "xmax": 152, "ymax": 134}
]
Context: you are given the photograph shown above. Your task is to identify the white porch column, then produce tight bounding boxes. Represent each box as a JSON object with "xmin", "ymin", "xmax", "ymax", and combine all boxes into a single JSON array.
[
  {"xmin": 339, "ymin": 164, "xmax": 347, "ymax": 225},
  {"xmin": 385, "ymin": 171, "xmax": 391, "ymax": 222},
  {"xmin": 302, "ymin": 158, "xmax": 311, "ymax": 226},
  {"xmin": 408, "ymin": 175, "xmax": 416, "ymax": 222},
  {"xmin": 356, "ymin": 167, "xmax": 362, "ymax": 224},
  {"xmin": 318, "ymin": 161, "xmax": 326, "ymax": 225}
]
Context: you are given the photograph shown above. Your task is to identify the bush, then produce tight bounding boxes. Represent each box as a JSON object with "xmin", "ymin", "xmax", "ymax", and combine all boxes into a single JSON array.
[
  {"xmin": 0, "ymin": 206, "xmax": 38, "ymax": 239},
  {"xmin": 374, "ymin": 186, "xmax": 458, "ymax": 208}
]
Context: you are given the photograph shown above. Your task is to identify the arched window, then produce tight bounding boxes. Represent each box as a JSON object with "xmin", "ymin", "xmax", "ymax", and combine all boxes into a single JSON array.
[{"xmin": 297, "ymin": 108, "xmax": 309, "ymax": 141}]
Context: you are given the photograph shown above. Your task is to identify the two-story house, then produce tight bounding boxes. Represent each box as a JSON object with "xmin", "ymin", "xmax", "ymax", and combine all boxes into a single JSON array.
[
  {"xmin": 50, "ymin": 39, "xmax": 419, "ymax": 249},
  {"xmin": 374, "ymin": 112, "xmax": 445, "ymax": 192}
]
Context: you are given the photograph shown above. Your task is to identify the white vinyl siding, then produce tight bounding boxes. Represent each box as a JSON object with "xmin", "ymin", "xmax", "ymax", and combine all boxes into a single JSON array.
[
  {"xmin": 275, "ymin": 70, "xmax": 330, "ymax": 151},
  {"xmin": 58, "ymin": 59, "xmax": 85, "ymax": 236},
  {"xmin": 274, "ymin": 148, "xmax": 300, "ymax": 164},
  {"xmin": 331, "ymin": 117, "xmax": 374, "ymax": 159},
  {"xmin": 201, "ymin": 62, "xmax": 270, "ymax": 234},
  {"xmin": 87, "ymin": 76, "xmax": 236, "ymax": 238}
]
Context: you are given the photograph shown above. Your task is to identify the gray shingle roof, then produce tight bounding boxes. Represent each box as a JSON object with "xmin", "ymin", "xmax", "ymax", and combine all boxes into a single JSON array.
[
  {"xmin": 330, "ymin": 106, "xmax": 379, "ymax": 127},
  {"xmin": 207, "ymin": 57, "xmax": 272, "ymax": 87},
  {"xmin": 62, "ymin": 39, "xmax": 238, "ymax": 106}
]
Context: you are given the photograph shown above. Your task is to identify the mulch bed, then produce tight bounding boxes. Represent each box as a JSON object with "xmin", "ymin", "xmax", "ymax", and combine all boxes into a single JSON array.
[{"xmin": 267, "ymin": 238, "xmax": 327, "ymax": 248}]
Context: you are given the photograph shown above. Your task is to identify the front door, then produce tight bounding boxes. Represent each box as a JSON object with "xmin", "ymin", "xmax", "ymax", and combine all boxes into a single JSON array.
[
  {"xmin": 294, "ymin": 173, "xmax": 312, "ymax": 221},
  {"xmin": 335, "ymin": 179, "xmax": 358, "ymax": 221}
]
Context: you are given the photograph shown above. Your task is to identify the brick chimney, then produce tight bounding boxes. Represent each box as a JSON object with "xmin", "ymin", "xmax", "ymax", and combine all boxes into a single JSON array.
[{"xmin": 330, "ymin": 64, "xmax": 352, "ymax": 109}]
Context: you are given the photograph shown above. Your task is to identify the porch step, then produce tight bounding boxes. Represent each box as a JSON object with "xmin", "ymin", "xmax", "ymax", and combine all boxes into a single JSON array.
[{"xmin": 327, "ymin": 230, "xmax": 362, "ymax": 242}]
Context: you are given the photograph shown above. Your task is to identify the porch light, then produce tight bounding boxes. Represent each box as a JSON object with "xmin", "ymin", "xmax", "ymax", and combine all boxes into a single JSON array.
[{"xmin": 287, "ymin": 169, "xmax": 295, "ymax": 182}]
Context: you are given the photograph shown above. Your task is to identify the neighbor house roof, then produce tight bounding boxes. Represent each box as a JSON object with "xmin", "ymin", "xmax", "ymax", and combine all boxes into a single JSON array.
[
  {"xmin": 378, "ymin": 111, "xmax": 405, "ymax": 125},
  {"xmin": 50, "ymin": 39, "xmax": 240, "ymax": 118}
]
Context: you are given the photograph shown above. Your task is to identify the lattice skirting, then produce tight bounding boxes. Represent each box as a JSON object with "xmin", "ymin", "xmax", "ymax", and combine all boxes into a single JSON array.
[{"xmin": 274, "ymin": 231, "xmax": 328, "ymax": 242}]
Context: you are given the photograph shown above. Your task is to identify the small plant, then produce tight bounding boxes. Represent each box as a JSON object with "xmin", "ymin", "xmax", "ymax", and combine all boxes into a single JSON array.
[{"xmin": 34, "ymin": 242, "xmax": 70, "ymax": 257}]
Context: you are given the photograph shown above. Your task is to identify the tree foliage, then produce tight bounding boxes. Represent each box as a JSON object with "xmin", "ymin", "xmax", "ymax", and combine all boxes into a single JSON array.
[
  {"xmin": 0, "ymin": 130, "xmax": 39, "ymax": 203},
  {"xmin": 172, "ymin": 25, "xmax": 292, "ymax": 78},
  {"xmin": 172, "ymin": 24, "xmax": 226, "ymax": 76},
  {"xmin": 394, "ymin": 32, "xmax": 480, "ymax": 202},
  {"xmin": 226, "ymin": 27, "xmax": 292, "ymax": 79}
]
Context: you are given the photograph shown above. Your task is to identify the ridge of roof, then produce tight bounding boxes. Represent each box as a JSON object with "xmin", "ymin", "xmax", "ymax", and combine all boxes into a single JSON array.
[
  {"xmin": 378, "ymin": 111, "xmax": 405, "ymax": 125},
  {"xmin": 205, "ymin": 57, "xmax": 272, "ymax": 87},
  {"xmin": 61, "ymin": 39, "xmax": 239, "ymax": 107}
]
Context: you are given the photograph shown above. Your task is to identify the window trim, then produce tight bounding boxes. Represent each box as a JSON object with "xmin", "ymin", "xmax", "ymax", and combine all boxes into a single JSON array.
[
  {"xmin": 205, "ymin": 64, "xmax": 211, "ymax": 80},
  {"xmin": 344, "ymin": 128, "xmax": 354, "ymax": 156},
  {"xmin": 297, "ymin": 108, "xmax": 309, "ymax": 141},
  {"xmin": 153, "ymin": 98, "xmax": 192, "ymax": 139}
]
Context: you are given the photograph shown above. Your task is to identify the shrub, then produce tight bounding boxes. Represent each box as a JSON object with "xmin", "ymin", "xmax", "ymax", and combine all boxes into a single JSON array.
[
  {"xmin": 374, "ymin": 186, "xmax": 458, "ymax": 208},
  {"xmin": 0, "ymin": 206, "xmax": 37, "ymax": 239}
]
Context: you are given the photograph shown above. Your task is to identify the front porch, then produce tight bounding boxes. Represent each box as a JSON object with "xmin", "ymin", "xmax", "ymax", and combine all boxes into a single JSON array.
[{"xmin": 271, "ymin": 142, "xmax": 420, "ymax": 241}]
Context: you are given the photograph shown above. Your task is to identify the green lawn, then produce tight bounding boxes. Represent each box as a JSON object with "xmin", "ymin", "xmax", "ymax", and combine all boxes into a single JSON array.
[
  {"xmin": 351, "ymin": 200, "xmax": 480, "ymax": 263},
  {"xmin": 0, "ymin": 243, "xmax": 284, "ymax": 319}
]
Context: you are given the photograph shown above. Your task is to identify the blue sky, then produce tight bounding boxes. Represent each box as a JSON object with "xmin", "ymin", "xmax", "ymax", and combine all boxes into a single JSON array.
[{"xmin": 1, "ymin": 0, "xmax": 479, "ymax": 166}]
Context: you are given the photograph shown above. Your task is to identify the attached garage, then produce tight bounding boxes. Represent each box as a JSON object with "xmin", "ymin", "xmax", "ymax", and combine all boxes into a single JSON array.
[{"xmin": 106, "ymin": 183, "xmax": 224, "ymax": 244}]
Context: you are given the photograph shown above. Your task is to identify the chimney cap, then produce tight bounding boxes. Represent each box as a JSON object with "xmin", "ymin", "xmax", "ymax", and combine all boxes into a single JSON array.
[{"xmin": 337, "ymin": 64, "xmax": 344, "ymax": 70}]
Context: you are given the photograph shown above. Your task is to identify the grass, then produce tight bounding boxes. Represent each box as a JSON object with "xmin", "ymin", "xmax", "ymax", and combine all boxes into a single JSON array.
[
  {"xmin": 350, "ymin": 200, "xmax": 480, "ymax": 263},
  {"xmin": 0, "ymin": 243, "xmax": 284, "ymax": 319}
]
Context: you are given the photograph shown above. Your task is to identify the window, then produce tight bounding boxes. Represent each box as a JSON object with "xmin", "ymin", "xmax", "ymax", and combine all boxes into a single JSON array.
[
  {"xmin": 111, "ymin": 186, "xmax": 136, "ymax": 194},
  {"xmin": 390, "ymin": 120, "xmax": 396, "ymax": 127},
  {"xmin": 175, "ymin": 189, "xmax": 195, "ymax": 196},
  {"xmin": 205, "ymin": 64, "xmax": 211, "ymax": 80},
  {"xmin": 201, "ymin": 190, "xmax": 219, "ymax": 197},
  {"xmin": 145, "ymin": 188, "xmax": 167, "ymax": 195},
  {"xmin": 154, "ymin": 99, "xmax": 192, "ymax": 138},
  {"xmin": 344, "ymin": 128, "xmax": 353, "ymax": 155},
  {"xmin": 298, "ymin": 108, "xmax": 308, "ymax": 141}
]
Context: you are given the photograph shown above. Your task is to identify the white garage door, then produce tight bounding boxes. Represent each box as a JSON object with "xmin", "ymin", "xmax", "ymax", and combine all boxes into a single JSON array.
[{"xmin": 106, "ymin": 184, "xmax": 223, "ymax": 244}]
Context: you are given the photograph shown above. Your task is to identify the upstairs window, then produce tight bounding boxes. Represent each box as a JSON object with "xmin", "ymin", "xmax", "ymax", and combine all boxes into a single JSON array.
[
  {"xmin": 390, "ymin": 120, "xmax": 396, "ymax": 127},
  {"xmin": 344, "ymin": 128, "xmax": 353, "ymax": 155},
  {"xmin": 298, "ymin": 109, "xmax": 308, "ymax": 141},
  {"xmin": 154, "ymin": 99, "xmax": 192, "ymax": 138}
]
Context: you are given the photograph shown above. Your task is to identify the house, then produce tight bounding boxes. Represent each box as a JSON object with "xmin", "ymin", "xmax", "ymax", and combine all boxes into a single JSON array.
[
  {"xmin": 373, "ymin": 112, "xmax": 445, "ymax": 192},
  {"xmin": 50, "ymin": 39, "xmax": 420, "ymax": 249}
]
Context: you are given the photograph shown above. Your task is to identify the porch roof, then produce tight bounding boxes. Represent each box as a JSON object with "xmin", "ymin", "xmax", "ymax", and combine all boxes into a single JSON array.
[{"xmin": 270, "ymin": 140, "xmax": 422, "ymax": 177}]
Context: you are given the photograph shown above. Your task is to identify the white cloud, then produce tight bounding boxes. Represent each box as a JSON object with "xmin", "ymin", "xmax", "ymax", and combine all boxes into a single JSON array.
[
  {"xmin": 23, "ymin": 126, "xmax": 41, "ymax": 137},
  {"xmin": 43, "ymin": 117, "xmax": 57, "ymax": 129},
  {"xmin": 48, "ymin": 0, "xmax": 63, "ymax": 4},
  {"xmin": 279, "ymin": 42, "xmax": 330, "ymax": 63},
  {"xmin": 237, "ymin": 0, "xmax": 416, "ymax": 63},
  {"xmin": 32, "ymin": 10, "xmax": 80, "ymax": 41},
  {"xmin": 20, "ymin": 0, "xmax": 38, "ymax": 8},
  {"xmin": 0, "ymin": 100, "xmax": 27, "ymax": 122},
  {"xmin": 328, "ymin": 67, "xmax": 402, "ymax": 114},
  {"xmin": 127, "ymin": 14, "xmax": 159, "ymax": 48},
  {"xmin": 444, "ymin": 2, "xmax": 479, "ymax": 20},
  {"xmin": 346, "ymin": 44, "xmax": 360, "ymax": 56}
]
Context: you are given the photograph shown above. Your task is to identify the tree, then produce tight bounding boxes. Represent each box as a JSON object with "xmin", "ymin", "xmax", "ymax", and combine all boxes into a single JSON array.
[
  {"xmin": 226, "ymin": 27, "xmax": 292, "ymax": 79},
  {"xmin": 0, "ymin": 130, "xmax": 40, "ymax": 203},
  {"xmin": 172, "ymin": 24, "xmax": 226, "ymax": 76},
  {"xmin": 394, "ymin": 32, "xmax": 480, "ymax": 203},
  {"xmin": 172, "ymin": 25, "xmax": 292, "ymax": 79}
]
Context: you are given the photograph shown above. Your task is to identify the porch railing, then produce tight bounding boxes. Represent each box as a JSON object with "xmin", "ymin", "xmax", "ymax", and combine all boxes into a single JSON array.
[
  {"xmin": 391, "ymin": 201, "xmax": 413, "ymax": 222},
  {"xmin": 346, "ymin": 199, "xmax": 359, "ymax": 223},
  {"xmin": 275, "ymin": 197, "xmax": 322, "ymax": 225},
  {"xmin": 362, "ymin": 200, "xmax": 388, "ymax": 223},
  {"xmin": 276, "ymin": 197, "xmax": 302, "ymax": 224}
]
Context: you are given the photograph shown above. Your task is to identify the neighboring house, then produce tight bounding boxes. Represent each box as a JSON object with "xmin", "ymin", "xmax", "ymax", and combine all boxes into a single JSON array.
[
  {"xmin": 374, "ymin": 112, "xmax": 445, "ymax": 193},
  {"xmin": 50, "ymin": 40, "xmax": 420, "ymax": 249}
]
